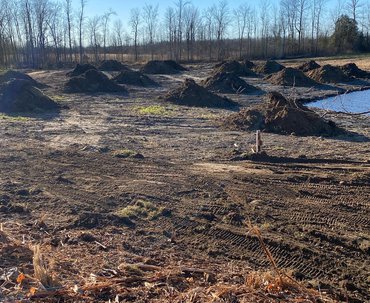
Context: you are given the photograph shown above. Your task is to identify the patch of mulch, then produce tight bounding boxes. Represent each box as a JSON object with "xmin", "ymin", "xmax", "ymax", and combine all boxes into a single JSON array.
[
  {"xmin": 0, "ymin": 79, "xmax": 59, "ymax": 113},
  {"xmin": 297, "ymin": 60, "xmax": 321, "ymax": 72},
  {"xmin": 113, "ymin": 70, "xmax": 159, "ymax": 87},
  {"xmin": 255, "ymin": 60, "xmax": 285, "ymax": 74},
  {"xmin": 98, "ymin": 60, "xmax": 130, "ymax": 71},
  {"xmin": 66, "ymin": 64, "xmax": 97, "ymax": 77},
  {"xmin": 265, "ymin": 68, "xmax": 318, "ymax": 87},
  {"xmin": 0, "ymin": 70, "xmax": 46, "ymax": 88},
  {"xmin": 64, "ymin": 69, "xmax": 127, "ymax": 93},
  {"xmin": 214, "ymin": 61, "xmax": 256, "ymax": 77},
  {"xmin": 141, "ymin": 60, "xmax": 187, "ymax": 74},
  {"xmin": 307, "ymin": 65, "xmax": 351, "ymax": 83},
  {"xmin": 340, "ymin": 63, "xmax": 370, "ymax": 78},
  {"xmin": 163, "ymin": 78, "xmax": 237, "ymax": 108},
  {"xmin": 203, "ymin": 72, "xmax": 260, "ymax": 94},
  {"xmin": 223, "ymin": 92, "xmax": 340, "ymax": 136}
]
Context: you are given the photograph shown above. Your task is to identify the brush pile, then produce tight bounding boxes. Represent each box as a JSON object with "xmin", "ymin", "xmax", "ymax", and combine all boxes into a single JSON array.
[
  {"xmin": 163, "ymin": 78, "xmax": 237, "ymax": 108},
  {"xmin": 223, "ymin": 92, "xmax": 339, "ymax": 136},
  {"xmin": 340, "ymin": 63, "xmax": 370, "ymax": 78}
]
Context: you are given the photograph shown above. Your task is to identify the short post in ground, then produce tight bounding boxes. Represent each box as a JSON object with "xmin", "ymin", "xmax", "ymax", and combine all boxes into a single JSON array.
[{"xmin": 256, "ymin": 130, "xmax": 263, "ymax": 153}]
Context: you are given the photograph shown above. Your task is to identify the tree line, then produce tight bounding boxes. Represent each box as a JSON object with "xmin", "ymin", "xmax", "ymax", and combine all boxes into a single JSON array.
[{"xmin": 0, "ymin": 0, "xmax": 370, "ymax": 68}]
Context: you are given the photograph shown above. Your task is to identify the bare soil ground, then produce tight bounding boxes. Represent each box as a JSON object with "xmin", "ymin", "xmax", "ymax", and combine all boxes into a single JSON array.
[{"xmin": 0, "ymin": 62, "xmax": 369, "ymax": 302}]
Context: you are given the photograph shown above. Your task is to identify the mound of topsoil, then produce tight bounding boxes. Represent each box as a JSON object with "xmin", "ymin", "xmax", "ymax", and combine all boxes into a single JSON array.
[
  {"xmin": 340, "ymin": 63, "xmax": 370, "ymax": 78},
  {"xmin": 214, "ymin": 61, "xmax": 256, "ymax": 77},
  {"xmin": 223, "ymin": 92, "xmax": 339, "ymax": 136},
  {"xmin": 203, "ymin": 72, "xmax": 259, "ymax": 94},
  {"xmin": 255, "ymin": 60, "xmax": 285, "ymax": 74},
  {"xmin": 113, "ymin": 70, "xmax": 159, "ymax": 87},
  {"xmin": 241, "ymin": 59, "xmax": 256, "ymax": 70},
  {"xmin": 66, "ymin": 64, "xmax": 97, "ymax": 77},
  {"xmin": 98, "ymin": 60, "xmax": 129, "ymax": 71},
  {"xmin": 307, "ymin": 65, "xmax": 351, "ymax": 83},
  {"xmin": 0, "ymin": 70, "xmax": 45, "ymax": 88},
  {"xmin": 141, "ymin": 60, "xmax": 187, "ymax": 74},
  {"xmin": 297, "ymin": 60, "xmax": 321, "ymax": 72},
  {"xmin": 65, "ymin": 69, "xmax": 127, "ymax": 93},
  {"xmin": 265, "ymin": 68, "xmax": 318, "ymax": 87},
  {"xmin": 163, "ymin": 78, "xmax": 237, "ymax": 108},
  {"xmin": 0, "ymin": 79, "xmax": 59, "ymax": 113}
]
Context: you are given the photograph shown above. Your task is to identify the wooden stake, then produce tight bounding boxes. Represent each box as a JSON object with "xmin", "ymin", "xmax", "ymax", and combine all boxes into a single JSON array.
[{"xmin": 256, "ymin": 130, "xmax": 262, "ymax": 153}]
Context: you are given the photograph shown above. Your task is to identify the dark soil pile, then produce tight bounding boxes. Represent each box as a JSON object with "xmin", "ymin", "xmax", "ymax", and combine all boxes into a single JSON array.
[
  {"xmin": 307, "ymin": 65, "xmax": 351, "ymax": 83},
  {"xmin": 297, "ymin": 60, "xmax": 321, "ymax": 72},
  {"xmin": 0, "ymin": 79, "xmax": 59, "ymax": 113},
  {"xmin": 141, "ymin": 60, "xmax": 187, "ymax": 74},
  {"xmin": 241, "ymin": 59, "xmax": 256, "ymax": 70},
  {"xmin": 66, "ymin": 64, "xmax": 97, "ymax": 77},
  {"xmin": 265, "ymin": 68, "xmax": 318, "ymax": 87},
  {"xmin": 223, "ymin": 92, "xmax": 339, "ymax": 136},
  {"xmin": 214, "ymin": 61, "xmax": 256, "ymax": 77},
  {"xmin": 340, "ymin": 63, "xmax": 370, "ymax": 78},
  {"xmin": 113, "ymin": 70, "xmax": 159, "ymax": 87},
  {"xmin": 98, "ymin": 60, "xmax": 129, "ymax": 71},
  {"xmin": 255, "ymin": 60, "xmax": 285, "ymax": 74},
  {"xmin": 64, "ymin": 69, "xmax": 127, "ymax": 93},
  {"xmin": 163, "ymin": 78, "xmax": 237, "ymax": 108},
  {"xmin": 0, "ymin": 70, "xmax": 45, "ymax": 88},
  {"xmin": 203, "ymin": 72, "xmax": 259, "ymax": 94}
]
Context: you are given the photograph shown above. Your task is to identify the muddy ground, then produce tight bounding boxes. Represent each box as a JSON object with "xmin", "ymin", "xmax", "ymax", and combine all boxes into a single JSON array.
[{"xmin": 0, "ymin": 63, "xmax": 369, "ymax": 302}]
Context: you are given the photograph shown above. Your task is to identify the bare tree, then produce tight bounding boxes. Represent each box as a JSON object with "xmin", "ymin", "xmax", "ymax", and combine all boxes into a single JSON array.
[
  {"xmin": 142, "ymin": 4, "xmax": 158, "ymax": 60},
  {"xmin": 64, "ymin": 0, "xmax": 73, "ymax": 62},
  {"xmin": 78, "ymin": 0, "xmax": 87, "ymax": 63},
  {"xmin": 87, "ymin": 15, "xmax": 101, "ymax": 62},
  {"xmin": 164, "ymin": 7, "xmax": 176, "ymax": 60},
  {"xmin": 211, "ymin": 0, "xmax": 230, "ymax": 60},
  {"xmin": 174, "ymin": 0, "xmax": 190, "ymax": 61},
  {"xmin": 129, "ymin": 8, "xmax": 140, "ymax": 61},
  {"xmin": 347, "ymin": 0, "xmax": 362, "ymax": 22},
  {"xmin": 102, "ymin": 9, "xmax": 116, "ymax": 60},
  {"xmin": 234, "ymin": 3, "xmax": 250, "ymax": 59}
]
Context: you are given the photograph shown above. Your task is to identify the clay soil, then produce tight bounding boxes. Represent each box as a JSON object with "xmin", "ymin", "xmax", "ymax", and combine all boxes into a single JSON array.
[{"xmin": 0, "ymin": 62, "xmax": 369, "ymax": 303}]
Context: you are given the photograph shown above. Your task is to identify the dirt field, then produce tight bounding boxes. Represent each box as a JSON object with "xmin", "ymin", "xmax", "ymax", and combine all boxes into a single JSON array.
[{"xmin": 0, "ymin": 62, "xmax": 369, "ymax": 302}]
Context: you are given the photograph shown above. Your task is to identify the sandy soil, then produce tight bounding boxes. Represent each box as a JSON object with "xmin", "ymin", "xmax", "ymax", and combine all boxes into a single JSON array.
[{"xmin": 0, "ymin": 63, "xmax": 369, "ymax": 302}]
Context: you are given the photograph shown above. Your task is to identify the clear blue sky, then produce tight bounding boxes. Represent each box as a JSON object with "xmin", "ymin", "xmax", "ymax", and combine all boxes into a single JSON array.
[{"xmin": 72, "ymin": 0, "xmax": 337, "ymax": 27}]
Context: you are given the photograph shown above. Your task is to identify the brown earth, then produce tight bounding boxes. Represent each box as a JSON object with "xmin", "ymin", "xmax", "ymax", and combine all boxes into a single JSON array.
[
  {"xmin": 255, "ymin": 60, "xmax": 285, "ymax": 74},
  {"xmin": 163, "ymin": 78, "xmax": 237, "ymax": 108},
  {"xmin": 265, "ymin": 68, "xmax": 318, "ymax": 87},
  {"xmin": 0, "ymin": 79, "xmax": 59, "ymax": 113},
  {"xmin": 98, "ymin": 60, "xmax": 130, "ymax": 71},
  {"xmin": 64, "ymin": 69, "xmax": 127, "ymax": 94},
  {"xmin": 306, "ymin": 65, "xmax": 352, "ymax": 83},
  {"xmin": 66, "ymin": 64, "xmax": 97, "ymax": 77},
  {"xmin": 297, "ymin": 60, "xmax": 321, "ymax": 72},
  {"xmin": 340, "ymin": 63, "xmax": 370, "ymax": 78},
  {"xmin": 0, "ymin": 62, "xmax": 369, "ymax": 303},
  {"xmin": 0, "ymin": 70, "xmax": 46, "ymax": 88},
  {"xmin": 113, "ymin": 70, "xmax": 159, "ymax": 87},
  {"xmin": 141, "ymin": 60, "xmax": 187, "ymax": 74},
  {"xmin": 214, "ymin": 61, "xmax": 257, "ymax": 77},
  {"xmin": 203, "ymin": 72, "xmax": 260, "ymax": 94}
]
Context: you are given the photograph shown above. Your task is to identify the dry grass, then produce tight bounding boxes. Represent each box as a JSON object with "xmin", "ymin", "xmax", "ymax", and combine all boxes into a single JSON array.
[{"xmin": 32, "ymin": 245, "xmax": 59, "ymax": 290}]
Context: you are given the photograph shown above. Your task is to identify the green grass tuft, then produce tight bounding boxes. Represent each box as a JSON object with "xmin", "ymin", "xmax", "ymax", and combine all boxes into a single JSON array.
[
  {"xmin": 115, "ymin": 200, "xmax": 167, "ymax": 220},
  {"xmin": 135, "ymin": 105, "xmax": 173, "ymax": 116},
  {"xmin": 0, "ymin": 114, "xmax": 30, "ymax": 121}
]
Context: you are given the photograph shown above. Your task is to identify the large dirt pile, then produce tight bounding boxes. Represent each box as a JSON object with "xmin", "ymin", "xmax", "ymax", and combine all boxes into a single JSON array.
[
  {"xmin": 307, "ymin": 65, "xmax": 351, "ymax": 83},
  {"xmin": 340, "ymin": 63, "xmax": 370, "ymax": 78},
  {"xmin": 0, "ymin": 70, "xmax": 45, "ymax": 88},
  {"xmin": 64, "ymin": 69, "xmax": 127, "ymax": 93},
  {"xmin": 265, "ymin": 68, "xmax": 318, "ymax": 87},
  {"xmin": 66, "ymin": 64, "xmax": 97, "ymax": 77},
  {"xmin": 141, "ymin": 60, "xmax": 187, "ymax": 74},
  {"xmin": 163, "ymin": 78, "xmax": 237, "ymax": 108},
  {"xmin": 0, "ymin": 79, "xmax": 59, "ymax": 113},
  {"xmin": 113, "ymin": 70, "xmax": 159, "ymax": 87},
  {"xmin": 214, "ymin": 61, "xmax": 256, "ymax": 77},
  {"xmin": 223, "ymin": 92, "xmax": 339, "ymax": 136},
  {"xmin": 241, "ymin": 59, "xmax": 256, "ymax": 70},
  {"xmin": 255, "ymin": 60, "xmax": 285, "ymax": 74},
  {"xmin": 98, "ymin": 60, "xmax": 129, "ymax": 71},
  {"xmin": 203, "ymin": 72, "xmax": 259, "ymax": 94},
  {"xmin": 297, "ymin": 60, "xmax": 321, "ymax": 72}
]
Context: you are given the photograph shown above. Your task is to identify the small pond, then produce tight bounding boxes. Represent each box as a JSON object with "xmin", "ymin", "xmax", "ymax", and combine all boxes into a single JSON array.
[{"xmin": 308, "ymin": 89, "xmax": 370, "ymax": 115}]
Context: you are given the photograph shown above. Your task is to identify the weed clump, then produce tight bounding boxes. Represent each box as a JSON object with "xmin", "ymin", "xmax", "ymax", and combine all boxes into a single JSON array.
[{"xmin": 115, "ymin": 200, "xmax": 169, "ymax": 220}]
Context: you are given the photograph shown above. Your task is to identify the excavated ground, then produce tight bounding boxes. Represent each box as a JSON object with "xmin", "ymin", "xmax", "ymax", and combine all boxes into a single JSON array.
[{"xmin": 0, "ymin": 63, "xmax": 369, "ymax": 302}]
